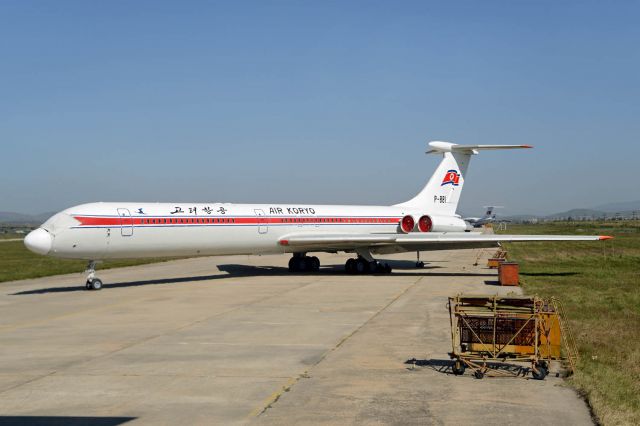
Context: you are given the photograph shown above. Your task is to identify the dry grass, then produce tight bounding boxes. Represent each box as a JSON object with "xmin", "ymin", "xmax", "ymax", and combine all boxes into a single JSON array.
[{"xmin": 501, "ymin": 221, "xmax": 640, "ymax": 425}]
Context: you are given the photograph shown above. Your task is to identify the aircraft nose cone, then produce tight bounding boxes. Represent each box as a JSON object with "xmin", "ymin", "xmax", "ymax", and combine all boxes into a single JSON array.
[{"xmin": 24, "ymin": 228, "xmax": 53, "ymax": 255}]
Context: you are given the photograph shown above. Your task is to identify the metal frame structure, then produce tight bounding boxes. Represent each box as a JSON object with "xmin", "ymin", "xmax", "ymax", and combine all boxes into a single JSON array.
[{"xmin": 447, "ymin": 294, "xmax": 576, "ymax": 379}]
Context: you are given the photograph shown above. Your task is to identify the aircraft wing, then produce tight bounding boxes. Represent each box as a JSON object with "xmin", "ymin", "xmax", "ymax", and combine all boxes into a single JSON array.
[{"xmin": 278, "ymin": 232, "xmax": 611, "ymax": 253}]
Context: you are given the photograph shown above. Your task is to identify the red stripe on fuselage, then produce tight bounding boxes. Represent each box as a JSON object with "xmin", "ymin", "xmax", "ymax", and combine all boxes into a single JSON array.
[{"xmin": 73, "ymin": 216, "xmax": 402, "ymax": 227}]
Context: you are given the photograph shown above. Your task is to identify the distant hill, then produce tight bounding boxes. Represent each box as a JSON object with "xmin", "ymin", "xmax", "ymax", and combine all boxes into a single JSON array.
[{"xmin": 592, "ymin": 200, "xmax": 640, "ymax": 213}]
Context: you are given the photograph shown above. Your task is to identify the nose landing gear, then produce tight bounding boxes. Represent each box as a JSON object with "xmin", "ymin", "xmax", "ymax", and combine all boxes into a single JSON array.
[{"xmin": 85, "ymin": 261, "xmax": 103, "ymax": 291}]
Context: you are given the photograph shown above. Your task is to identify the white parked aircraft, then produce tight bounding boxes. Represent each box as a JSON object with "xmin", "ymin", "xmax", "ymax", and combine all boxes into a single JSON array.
[
  {"xmin": 464, "ymin": 206, "xmax": 502, "ymax": 227},
  {"xmin": 24, "ymin": 142, "xmax": 610, "ymax": 290}
]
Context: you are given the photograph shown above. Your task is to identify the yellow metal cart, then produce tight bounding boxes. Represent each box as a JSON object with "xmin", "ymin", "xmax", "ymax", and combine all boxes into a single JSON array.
[{"xmin": 448, "ymin": 294, "xmax": 578, "ymax": 379}]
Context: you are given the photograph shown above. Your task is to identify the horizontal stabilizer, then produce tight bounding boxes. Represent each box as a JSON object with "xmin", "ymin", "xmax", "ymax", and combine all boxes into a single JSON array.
[{"xmin": 426, "ymin": 141, "xmax": 532, "ymax": 154}]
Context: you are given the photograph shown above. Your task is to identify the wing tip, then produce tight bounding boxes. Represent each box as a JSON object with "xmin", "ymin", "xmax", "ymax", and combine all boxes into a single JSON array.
[{"xmin": 599, "ymin": 235, "xmax": 614, "ymax": 240}]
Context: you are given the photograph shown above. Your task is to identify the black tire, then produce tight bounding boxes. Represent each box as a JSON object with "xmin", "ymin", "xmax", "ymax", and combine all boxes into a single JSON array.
[
  {"xmin": 298, "ymin": 258, "xmax": 307, "ymax": 272},
  {"xmin": 384, "ymin": 263, "xmax": 392, "ymax": 274},
  {"xmin": 416, "ymin": 261, "xmax": 425, "ymax": 268},
  {"xmin": 532, "ymin": 363, "xmax": 548, "ymax": 380},
  {"xmin": 90, "ymin": 279, "xmax": 103, "ymax": 291},
  {"xmin": 345, "ymin": 258, "xmax": 355, "ymax": 274},
  {"xmin": 474, "ymin": 370, "xmax": 485, "ymax": 379},
  {"xmin": 452, "ymin": 360, "xmax": 465, "ymax": 376},
  {"xmin": 310, "ymin": 256, "xmax": 320, "ymax": 272},
  {"xmin": 85, "ymin": 281, "xmax": 92, "ymax": 290},
  {"xmin": 355, "ymin": 258, "xmax": 370, "ymax": 274},
  {"xmin": 288, "ymin": 257, "xmax": 297, "ymax": 272}
]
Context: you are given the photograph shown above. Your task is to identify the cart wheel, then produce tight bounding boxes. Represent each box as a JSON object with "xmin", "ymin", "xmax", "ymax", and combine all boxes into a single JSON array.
[
  {"xmin": 452, "ymin": 360, "xmax": 465, "ymax": 376},
  {"xmin": 474, "ymin": 370, "xmax": 485, "ymax": 379},
  {"xmin": 532, "ymin": 363, "xmax": 548, "ymax": 380}
]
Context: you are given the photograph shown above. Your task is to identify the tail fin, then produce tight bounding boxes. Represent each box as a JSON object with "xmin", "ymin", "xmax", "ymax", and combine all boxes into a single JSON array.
[
  {"xmin": 482, "ymin": 205, "xmax": 503, "ymax": 219},
  {"xmin": 394, "ymin": 141, "xmax": 531, "ymax": 215}
]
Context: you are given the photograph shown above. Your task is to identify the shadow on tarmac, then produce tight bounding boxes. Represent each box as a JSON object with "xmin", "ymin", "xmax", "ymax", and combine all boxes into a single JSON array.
[
  {"xmin": 0, "ymin": 417, "xmax": 135, "ymax": 426},
  {"xmin": 11, "ymin": 263, "xmax": 496, "ymax": 296},
  {"xmin": 404, "ymin": 358, "xmax": 531, "ymax": 377}
]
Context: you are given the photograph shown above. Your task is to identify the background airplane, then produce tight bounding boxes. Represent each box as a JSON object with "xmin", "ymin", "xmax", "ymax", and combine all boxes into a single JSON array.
[
  {"xmin": 24, "ymin": 141, "xmax": 610, "ymax": 290},
  {"xmin": 464, "ymin": 206, "xmax": 502, "ymax": 227}
]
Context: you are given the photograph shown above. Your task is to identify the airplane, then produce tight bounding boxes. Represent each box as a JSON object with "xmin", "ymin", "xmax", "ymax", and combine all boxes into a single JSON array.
[
  {"xmin": 24, "ymin": 141, "xmax": 611, "ymax": 290},
  {"xmin": 464, "ymin": 206, "xmax": 502, "ymax": 227}
]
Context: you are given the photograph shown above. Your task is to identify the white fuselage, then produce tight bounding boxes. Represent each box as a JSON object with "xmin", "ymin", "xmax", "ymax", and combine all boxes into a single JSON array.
[{"xmin": 37, "ymin": 202, "xmax": 468, "ymax": 260}]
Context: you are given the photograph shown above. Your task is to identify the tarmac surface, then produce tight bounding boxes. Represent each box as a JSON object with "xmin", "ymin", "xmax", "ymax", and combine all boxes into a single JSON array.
[{"xmin": 0, "ymin": 249, "xmax": 593, "ymax": 425}]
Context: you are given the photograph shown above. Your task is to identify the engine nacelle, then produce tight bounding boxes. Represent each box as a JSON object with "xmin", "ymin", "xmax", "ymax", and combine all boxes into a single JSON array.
[
  {"xmin": 400, "ymin": 214, "xmax": 467, "ymax": 233},
  {"xmin": 417, "ymin": 215, "xmax": 433, "ymax": 232},
  {"xmin": 428, "ymin": 215, "xmax": 468, "ymax": 232},
  {"xmin": 400, "ymin": 215, "xmax": 415, "ymax": 233}
]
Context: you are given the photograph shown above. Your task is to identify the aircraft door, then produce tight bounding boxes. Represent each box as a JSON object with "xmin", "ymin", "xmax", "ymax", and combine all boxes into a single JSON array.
[
  {"xmin": 254, "ymin": 209, "xmax": 268, "ymax": 234},
  {"xmin": 117, "ymin": 208, "xmax": 134, "ymax": 236}
]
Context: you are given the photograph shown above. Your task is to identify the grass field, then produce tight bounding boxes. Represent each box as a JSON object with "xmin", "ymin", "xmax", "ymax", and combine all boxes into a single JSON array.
[
  {"xmin": 500, "ymin": 221, "xmax": 640, "ymax": 425},
  {"xmin": 0, "ymin": 239, "xmax": 173, "ymax": 283}
]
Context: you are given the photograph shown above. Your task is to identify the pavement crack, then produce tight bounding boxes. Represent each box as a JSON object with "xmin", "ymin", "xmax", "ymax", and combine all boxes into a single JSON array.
[{"xmin": 250, "ymin": 276, "xmax": 424, "ymax": 418}]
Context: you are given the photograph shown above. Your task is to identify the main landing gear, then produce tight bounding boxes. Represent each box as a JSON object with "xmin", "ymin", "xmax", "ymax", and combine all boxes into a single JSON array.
[
  {"xmin": 288, "ymin": 254, "xmax": 320, "ymax": 272},
  {"xmin": 344, "ymin": 249, "xmax": 392, "ymax": 274},
  {"xmin": 344, "ymin": 257, "xmax": 392, "ymax": 274},
  {"xmin": 85, "ymin": 260, "xmax": 103, "ymax": 291},
  {"xmin": 287, "ymin": 252, "xmax": 391, "ymax": 275}
]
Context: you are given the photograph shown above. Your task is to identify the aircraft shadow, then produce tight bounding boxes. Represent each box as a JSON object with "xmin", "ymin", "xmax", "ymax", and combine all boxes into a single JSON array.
[
  {"xmin": 0, "ymin": 416, "xmax": 135, "ymax": 426},
  {"xmin": 11, "ymin": 263, "xmax": 495, "ymax": 296},
  {"xmin": 11, "ymin": 274, "xmax": 223, "ymax": 295}
]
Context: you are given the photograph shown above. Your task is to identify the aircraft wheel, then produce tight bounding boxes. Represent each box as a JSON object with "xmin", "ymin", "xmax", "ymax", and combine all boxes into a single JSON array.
[
  {"xmin": 384, "ymin": 263, "xmax": 392, "ymax": 274},
  {"xmin": 288, "ymin": 257, "xmax": 298, "ymax": 272},
  {"xmin": 416, "ymin": 261, "xmax": 425, "ymax": 268},
  {"xmin": 345, "ymin": 258, "xmax": 356, "ymax": 274},
  {"xmin": 88, "ymin": 279, "xmax": 103, "ymax": 291},
  {"xmin": 310, "ymin": 256, "xmax": 320, "ymax": 272},
  {"xmin": 85, "ymin": 281, "xmax": 92, "ymax": 290},
  {"xmin": 355, "ymin": 258, "xmax": 370, "ymax": 274},
  {"xmin": 474, "ymin": 370, "xmax": 485, "ymax": 379},
  {"xmin": 297, "ymin": 257, "xmax": 308, "ymax": 272}
]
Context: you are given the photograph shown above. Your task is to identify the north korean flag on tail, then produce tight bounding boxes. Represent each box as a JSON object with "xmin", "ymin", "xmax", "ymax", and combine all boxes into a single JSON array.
[{"xmin": 441, "ymin": 169, "xmax": 460, "ymax": 186}]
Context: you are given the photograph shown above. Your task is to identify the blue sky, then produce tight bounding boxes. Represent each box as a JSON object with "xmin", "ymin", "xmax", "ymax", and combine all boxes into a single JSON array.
[{"xmin": 1, "ymin": 1, "xmax": 639, "ymax": 216}]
